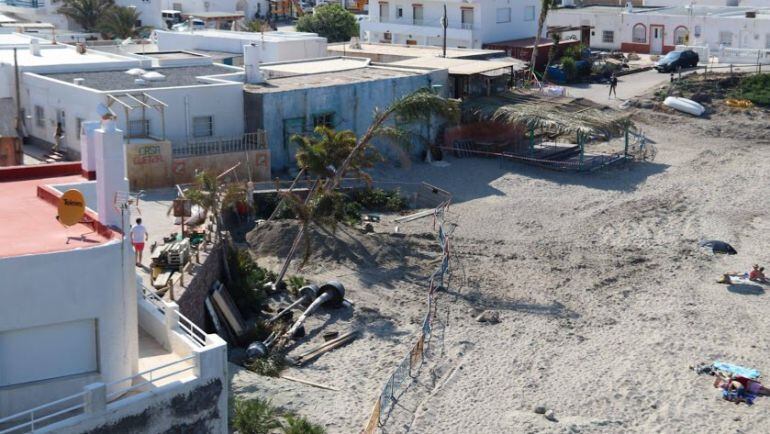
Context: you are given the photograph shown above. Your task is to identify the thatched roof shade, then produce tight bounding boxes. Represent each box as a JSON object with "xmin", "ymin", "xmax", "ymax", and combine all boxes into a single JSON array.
[{"xmin": 463, "ymin": 92, "xmax": 633, "ymax": 140}]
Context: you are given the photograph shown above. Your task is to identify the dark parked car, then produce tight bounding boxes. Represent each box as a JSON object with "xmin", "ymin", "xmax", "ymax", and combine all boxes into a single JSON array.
[{"xmin": 655, "ymin": 50, "xmax": 699, "ymax": 72}]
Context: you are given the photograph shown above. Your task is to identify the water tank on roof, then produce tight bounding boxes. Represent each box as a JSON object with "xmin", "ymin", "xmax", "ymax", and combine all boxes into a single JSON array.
[{"xmin": 125, "ymin": 68, "xmax": 146, "ymax": 76}]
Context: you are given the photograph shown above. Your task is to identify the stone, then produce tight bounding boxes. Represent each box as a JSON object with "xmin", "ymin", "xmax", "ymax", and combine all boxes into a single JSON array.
[
  {"xmin": 533, "ymin": 405, "xmax": 547, "ymax": 414},
  {"xmin": 545, "ymin": 409, "xmax": 558, "ymax": 422},
  {"xmin": 475, "ymin": 310, "xmax": 500, "ymax": 324},
  {"xmin": 364, "ymin": 223, "xmax": 374, "ymax": 233}
]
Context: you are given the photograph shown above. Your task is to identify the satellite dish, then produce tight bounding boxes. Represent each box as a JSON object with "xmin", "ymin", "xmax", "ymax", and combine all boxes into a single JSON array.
[{"xmin": 58, "ymin": 189, "xmax": 86, "ymax": 227}]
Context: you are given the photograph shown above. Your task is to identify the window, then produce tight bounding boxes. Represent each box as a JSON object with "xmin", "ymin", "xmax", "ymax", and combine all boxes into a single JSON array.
[
  {"xmin": 461, "ymin": 8, "xmax": 473, "ymax": 29},
  {"xmin": 413, "ymin": 4, "xmax": 423, "ymax": 24},
  {"xmin": 674, "ymin": 27, "xmax": 689, "ymax": 45},
  {"xmin": 57, "ymin": 109, "xmax": 65, "ymax": 129},
  {"xmin": 313, "ymin": 112, "xmax": 334, "ymax": 129},
  {"xmin": 76, "ymin": 117, "xmax": 84, "ymax": 137},
  {"xmin": 0, "ymin": 319, "xmax": 98, "ymax": 387},
  {"xmin": 396, "ymin": 6, "xmax": 402, "ymax": 18},
  {"xmin": 192, "ymin": 115, "xmax": 213, "ymax": 137},
  {"xmin": 602, "ymin": 31, "xmax": 614, "ymax": 43},
  {"xmin": 632, "ymin": 24, "xmax": 646, "ymax": 43},
  {"xmin": 524, "ymin": 5, "xmax": 535, "ymax": 21},
  {"xmin": 35, "ymin": 105, "xmax": 44, "ymax": 127},
  {"xmin": 496, "ymin": 7, "xmax": 511, "ymax": 24},
  {"xmin": 379, "ymin": 2, "xmax": 388, "ymax": 20},
  {"xmin": 383, "ymin": 31, "xmax": 392, "ymax": 42},
  {"xmin": 128, "ymin": 119, "xmax": 150, "ymax": 137},
  {"xmin": 694, "ymin": 25, "xmax": 701, "ymax": 38},
  {"xmin": 719, "ymin": 31, "xmax": 732, "ymax": 46},
  {"xmin": 766, "ymin": 34, "xmax": 770, "ymax": 49}
]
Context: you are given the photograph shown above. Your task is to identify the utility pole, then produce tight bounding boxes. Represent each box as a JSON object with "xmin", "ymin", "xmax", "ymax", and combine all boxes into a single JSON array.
[
  {"xmin": 13, "ymin": 47, "xmax": 22, "ymax": 164},
  {"xmin": 441, "ymin": 3, "xmax": 447, "ymax": 58}
]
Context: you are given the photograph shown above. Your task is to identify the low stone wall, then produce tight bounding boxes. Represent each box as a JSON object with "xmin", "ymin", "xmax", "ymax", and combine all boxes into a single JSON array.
[{"xmin": 175, "ymin": 242, "xmax": 224, "ymax": 329}]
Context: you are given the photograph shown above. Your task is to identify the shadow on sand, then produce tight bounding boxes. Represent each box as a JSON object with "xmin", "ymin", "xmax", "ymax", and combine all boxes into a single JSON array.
[{"xmin": 727, "ymin": 283, "xmax": 765, "ymax": 296}]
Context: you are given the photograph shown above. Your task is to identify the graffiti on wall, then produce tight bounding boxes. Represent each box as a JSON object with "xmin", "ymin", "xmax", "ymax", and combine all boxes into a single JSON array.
[{"xmin": 133, "ymin": 144, "xmax": 164, "ymax": 165}]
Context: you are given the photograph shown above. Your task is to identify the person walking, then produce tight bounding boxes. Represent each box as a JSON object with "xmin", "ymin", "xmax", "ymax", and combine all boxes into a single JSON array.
[
  {"xmin": 130, "ymin": 218, "xmax": 149, "ymax": 266},
  {"xmin": 609, "ymin": 73, "xmax": 619, "ymax": 99},
  {"xmin": 53, "ymin": 122, "xmax": 64, "ymax": 153}
]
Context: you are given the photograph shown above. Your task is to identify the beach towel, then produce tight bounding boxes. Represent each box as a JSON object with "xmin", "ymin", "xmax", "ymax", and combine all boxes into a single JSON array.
[{"xmin": 713, "ymin": 361, "xmax": 761, "ymax": 380}]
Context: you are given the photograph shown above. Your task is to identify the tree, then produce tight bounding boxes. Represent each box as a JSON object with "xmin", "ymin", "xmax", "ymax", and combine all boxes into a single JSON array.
[
  {"xmin": 98, "ymin": 5, "xmax": 149, "ymax": 39},
  {"xmin": 295, "ymin": 4, "xmax": 358, "ymax": 43},
  {"xmin": 543, "ymin": 31, "xmax": 561, "ymax": 81},
  {"xmin": 272, "ymin": 88, "xmax": 459, "ymax": 284},
  {"xmin": 529, "ymin": 0, "xmax": 556, "ymax": 78},
  {"xmin": 58, "ymin": 0, "xmax": 114, "ymax": 32}
]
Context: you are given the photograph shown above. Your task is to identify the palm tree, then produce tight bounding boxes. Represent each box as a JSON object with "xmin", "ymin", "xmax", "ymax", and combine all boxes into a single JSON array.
[
  {"xmin": 98, "ymin": 5, "xmax": 149, "ymax": 39},
  {"xmin": 58, "ymin": 0, "xmax": 114, "ymax": 32},
  {"xmin": 529, "ymin": 0, "xmax": 556, "ymax": 80},
  {"xmin": 272, "ymin": 88, "xmax": 459, "ymax": 285}
]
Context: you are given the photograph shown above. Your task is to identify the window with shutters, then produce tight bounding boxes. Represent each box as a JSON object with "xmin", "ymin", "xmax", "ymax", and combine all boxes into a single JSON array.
[
  {"xmin": 719, "ymin": 31, "xmax": 732, "ymax": 46},
  {"xmin": 192, "ymin": 116, "xmax": 213, "ymax": 137},
  {"xmin": 313, "ymin": 112, "xmax": 334, "ymax": 129},
  {"xmin": 602, "ymin": 31, "xmax": 614, "ymax": 43},
  {"xmin": 632, "ymin": 24, "xmax": 646, "ymax": 43},
  {"xmin": 128, "ymin": 119, "xmax": 150, "ymax": 138},
  {"xmin": 413, "ymin": 4, "xmax": 423, "ymax": 24}
]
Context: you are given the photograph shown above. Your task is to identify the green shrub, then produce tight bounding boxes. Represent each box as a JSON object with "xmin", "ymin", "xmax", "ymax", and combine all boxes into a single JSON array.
[
  {"xmin": 245, "ymin": 354, "xmax": 286, "ymax": 377},
  {"xmin": 287, "ymin": 275, "xmax": 308, "ymax": 296},
  {"xmin": 732, "ymin": 73, "xmax": 770, "ymax": 106},
  {"xmin": 228, "ymin": 249, "xmax": 274, "ymax": 314},
  {"xmin": 350, "ymin": 188, "xmax": 408, "ymax": 212},
  {"xmin": 563, "ymin": 44, "xmax": 586, "ymax": 61},
  {"xmin": 232, "ymin": 398, "xmax": 282, "ymax": 434},
  {"xmin": 561, "ymin": 57, "xmax": 577, "ymax": 81},
  {"xmin": 281, "ymin": 414, "xmax": 326, "ymax": 434}
]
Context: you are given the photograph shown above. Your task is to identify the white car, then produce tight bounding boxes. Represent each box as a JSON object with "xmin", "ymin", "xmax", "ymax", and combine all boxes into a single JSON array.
[{"xmin": 171, "ymin": 19, "xmax": 205, "ymax": 32}]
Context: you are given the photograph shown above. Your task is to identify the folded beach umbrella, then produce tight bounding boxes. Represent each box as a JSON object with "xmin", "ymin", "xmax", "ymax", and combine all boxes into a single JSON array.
[{"xmin": 699, "ymin": 240, "xmax": 737, "ymax": 255}]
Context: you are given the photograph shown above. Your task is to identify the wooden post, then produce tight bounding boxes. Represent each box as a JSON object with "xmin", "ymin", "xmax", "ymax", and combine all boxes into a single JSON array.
[
  {"xmin": 578, "ymin": 132, "xmax": 584, "ymax": 171},
  {"xmin": 529, "ymin": 125, "xmax": 535, "ymax": 157},
  {"xmin": 624, "ymin": 125, "xmax": 629, "ymax": 158}
]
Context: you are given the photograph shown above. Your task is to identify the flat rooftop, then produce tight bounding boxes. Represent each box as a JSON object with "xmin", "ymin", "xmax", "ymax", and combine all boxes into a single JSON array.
[
  {"xmin": 244, "ymin": 65, "xmax": 426, "ymax": 93},
  {"xmin": 0, "ymin": 172, "xmax": 115, "ymax": 258},
  {"xmin": 327, "ymin": 42, "xmax": 504, "ymax": 59},
  {"xmin": 142, "ymin": 51, "xmax": 208, "ymax": 60},
  {"xmin": 559, "ymin": 5, "xmax": 770, "ymax": 18},
  {"xmin": 157, "ymin": 29, "xmax": 322, "ymax": 41},
  {"xmin": 390, "ymin": 56, "xmax": 524, "ymax": 75},
  {"xmin": 42, "ymin": 64, "xmax": 238, "ymax": 91},
  {"xmin": 0, "ymin": 44, "xmax": 136, "ymax": 68},
  {"xmin": 260, "ymin": 57, "xmax": 370, "ymax": 75}
]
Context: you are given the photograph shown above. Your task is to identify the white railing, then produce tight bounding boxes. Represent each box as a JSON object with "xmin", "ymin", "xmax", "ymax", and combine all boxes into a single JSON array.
[
  {"xmin": 140, "ymin": 284, "xmax": 208, "ymax": 347},
  {"xmin": 0, "ymin": 392, "xmax": 87, "ymax": 434},
  {"xmin": 0, "ymin": 355, "xmax": 197, "ymax": 434},
  {"xmin": 105, "ymin": 355, "xmax": 197, "ymax": 400},
  {"xmin": 0, "ymin": 287, "xmax": 212, "ymax": 434},
  {"xmin": 719, "ymin": 46, "xmax": 770, "ymax": 65},
  {"xmin": 173, "ymin": 131, "xmax": 268, "ymax": 158}
]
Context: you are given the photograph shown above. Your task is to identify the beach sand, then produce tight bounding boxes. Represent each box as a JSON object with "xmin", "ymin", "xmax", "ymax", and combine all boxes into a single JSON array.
[{"xmin": 231, "ymin": 101, "xmax": 770, "ymax": 433}]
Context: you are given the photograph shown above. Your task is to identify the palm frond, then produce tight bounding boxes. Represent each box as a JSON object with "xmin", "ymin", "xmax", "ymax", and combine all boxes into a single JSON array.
[{"xmin": 387, "ymin": 88, "xmax": 460, "ymax": 124}]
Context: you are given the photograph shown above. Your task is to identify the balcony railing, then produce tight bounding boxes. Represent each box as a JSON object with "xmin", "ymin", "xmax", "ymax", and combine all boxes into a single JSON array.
[
  {"xmin": 173, "ymin": 131, "xmax": 268, "ymax": 158},
  {"xmin": 372, "ymin": 16, "xmax": 473, "ymax": 30},
  {"xmin": 0, "ymin": 0, "xmax": 45, "ymax": 8}
]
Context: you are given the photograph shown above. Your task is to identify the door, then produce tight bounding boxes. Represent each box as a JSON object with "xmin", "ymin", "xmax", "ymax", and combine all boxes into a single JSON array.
[
  {"xmin": 650, "ymin": 25, "xmax": 663, "ymax": 54},
  {"xmin": 283, "ymin": 118, "xmax": 305, "ymax": 168}
]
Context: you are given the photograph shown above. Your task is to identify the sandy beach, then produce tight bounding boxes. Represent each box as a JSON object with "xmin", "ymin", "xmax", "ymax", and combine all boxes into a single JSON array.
[{"xmin": 232, "ymin": 78, "xmax": 770, "ymax": 433}]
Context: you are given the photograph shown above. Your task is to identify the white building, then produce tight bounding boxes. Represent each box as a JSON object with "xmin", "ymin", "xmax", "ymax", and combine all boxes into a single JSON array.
[
  {"xmin": 155, "ymin": 29, "xmax": 327, "ymax": 65},
  {"xmin": 547, "ymin": 4, "xmax": 770, "ymax": 55},
  {"xmin": 361, "ymin": 0, "xmax": 542, "ymax": 49},
  {"xmin": 0, "ymin": 0, "xmax": 268, "ymax": 33},
  {"xmin": 12, "ymin": 41, "xmax": 244, "ymax": 157},
  {"xmin": 0, "ymin": 122, "xmax": 227, "ymax": 432}
]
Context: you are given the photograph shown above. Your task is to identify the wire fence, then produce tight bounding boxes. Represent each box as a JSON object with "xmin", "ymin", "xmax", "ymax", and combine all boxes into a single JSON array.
[{"xmin": 362, "ymin": 185, "xmax": 453, "ymax": 434}]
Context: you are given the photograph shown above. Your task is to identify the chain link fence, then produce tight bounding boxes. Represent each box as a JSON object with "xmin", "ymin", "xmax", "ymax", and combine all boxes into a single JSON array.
[{"xmin": 363, "ymin": 185, "xmax": 454, "ymax": 433}]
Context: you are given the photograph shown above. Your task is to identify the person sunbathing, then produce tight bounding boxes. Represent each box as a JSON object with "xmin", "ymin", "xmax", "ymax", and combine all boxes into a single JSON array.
[
  {"xmin": 749, "ymin": 265, "xmax": 768, "ymax": 282},
  {"xmin": 714, "ymin": 372, "xmax": 770, "ymax": 404}
]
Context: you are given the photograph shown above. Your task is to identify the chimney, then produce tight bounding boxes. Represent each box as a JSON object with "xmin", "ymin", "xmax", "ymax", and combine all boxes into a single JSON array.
[
  {"xmin": 73, "ymin": 77, "xmax": 84, "ymax": 86},
  {"xmin": 29, "ymin": 38, "xmax": 41, "ymax": 56},
  {"xmin": 626, "ymin": 1, "xmax": 633, "ymax": 13},
  {"xmin": 93, "ymin": 118, "xmax": 128, "ymax": 228},
  {"xmin": 79, "ymin": 120, "xmax": 100, "ymax": 180},
  {"xmin": 243, "ymin": 43, "xmax": 265, "ymax": 84}
]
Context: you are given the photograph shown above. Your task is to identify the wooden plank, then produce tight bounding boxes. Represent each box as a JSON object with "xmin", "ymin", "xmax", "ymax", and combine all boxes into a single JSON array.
[
  {"xmin": 279, "ymin": 374, "xmax": 340, "ymax": 391},
  {"xmin": 205, "ymin": 297, "xmax": 233, "ymax": 343},
  {"xmin": 295, "ymin": 330, "xmax": 359, "ymax": 366},
  {"xmin": 394, "ymin": 209, "xmax": 434, "ymax": 223},
  {"xmin": 211, "ymin": 283, "xmax": 247, "ymax": 337}
]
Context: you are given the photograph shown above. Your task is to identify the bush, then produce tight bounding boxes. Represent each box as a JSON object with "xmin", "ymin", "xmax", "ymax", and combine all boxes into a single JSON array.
[
  {"xmin": 732, "ymin": 73, "xmax": 770, "ymax": 106},
  {"xmin": 245, "ymin": 354, "xmax": 286, "ymax": 377},
  {"xmin": 232, "ymin": 398, "xmax": 282, "ymax": 434},
  {"xmin": 563, "ymin": 44, "xmax": 586, "ymax": 61},
  {"xmin": 281, "ymin": 414, "xmax": 326, "ymax": 434},
  {"xmin": 561, "ymin": 57, "xmax": 577, "ymax": 81},
  {"xmin": 350, "ymin": 188, "xmax": 408, "ymax": 212},
  {"xmin": 228, "ymin": 249, "xmax": 274, "ymax": 314}
]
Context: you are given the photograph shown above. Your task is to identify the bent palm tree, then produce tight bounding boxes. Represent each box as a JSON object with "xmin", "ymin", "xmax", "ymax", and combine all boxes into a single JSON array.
[
  {"xmin": 58, "ymin": 0, "xmax": 114, "ymax": 32},
  {"xmin": 99, "ymin": 6, "xmax": 150, "ymax": 39},
  {"xmin": 530, "ymin": 0, "xmax": 555, "ymax": 79},
  {"xmin": 273, "ymin": 88, "xmax": 459, "ymax": 284}
]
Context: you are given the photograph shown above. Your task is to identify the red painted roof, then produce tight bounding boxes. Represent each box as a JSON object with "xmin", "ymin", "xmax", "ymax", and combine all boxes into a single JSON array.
[{"xmin": 0, "ymin": 173, "xmax": 117, "ymax": 258}]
